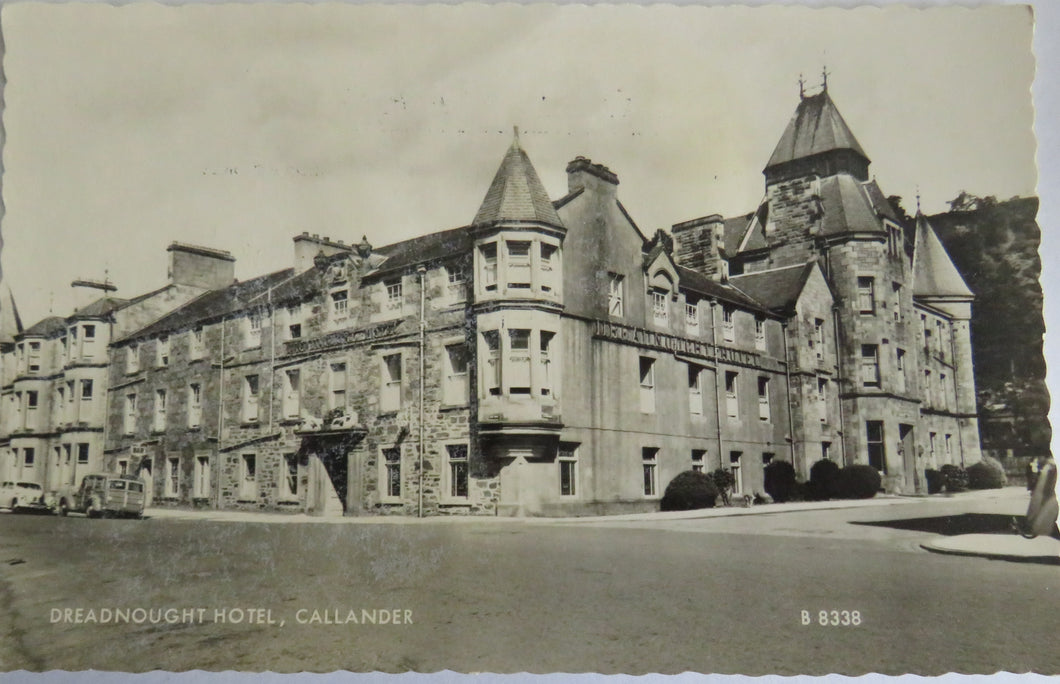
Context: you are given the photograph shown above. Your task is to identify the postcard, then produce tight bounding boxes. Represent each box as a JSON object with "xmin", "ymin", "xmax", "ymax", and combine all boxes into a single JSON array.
[{"xmin": 0, "ymin": 2, "xmax": 1055, "ymax": 680}]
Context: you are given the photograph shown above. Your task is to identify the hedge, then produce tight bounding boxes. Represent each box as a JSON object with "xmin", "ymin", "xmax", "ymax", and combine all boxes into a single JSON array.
[
  {"xmin": 966, "ymin": 456, "xmax": 1007, "ymax": 490},
  {"xmin": 807, "ymin": 458, "xmax": 841, "ymax": 500},
  {"xmin": 763, "ymin": 460, "xmax": 797, "ymax": 503},
  {"xmin": 661, "ymin": 470, "xmax": 720, "ymax": 511},
  {"xmin": 836, "ymin": 465, "xmax": 881, "ymax": 499}
]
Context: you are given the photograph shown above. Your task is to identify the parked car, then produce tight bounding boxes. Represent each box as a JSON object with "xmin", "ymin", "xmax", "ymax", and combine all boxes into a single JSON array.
[
  {"xmin": 0, "ymin": 480, "xmax": 49, "ymax": 513},
  {"xmin": 55, "ymin": 473, "xmax": 146, "ymax": 519}
]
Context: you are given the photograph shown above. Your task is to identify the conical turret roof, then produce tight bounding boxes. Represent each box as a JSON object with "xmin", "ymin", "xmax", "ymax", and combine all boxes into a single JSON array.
[
  {"xmin": 912, "ymin": 213, "xmax": 973, "ymax": 299},
  {"xmin": 473, "ymin": 133, "xmax": 562, "ymax": 227},
  {"xmin": 765, "ymin": 89, "xmax": 869, "ymax": 170},
  {"xmin": 0, "ymin": 283, "xmax": 22, "ymax": 344}
]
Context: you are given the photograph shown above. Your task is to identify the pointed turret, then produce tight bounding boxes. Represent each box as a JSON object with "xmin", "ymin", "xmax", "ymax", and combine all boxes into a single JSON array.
[
  {"xmin": 764, "ymin": 88, "xmax": 870, "ymax": 184},
  {"xmin": 0, "ymin": 283, "xmax": 23, "ymax": 345},
  {"xmin": 472, "ymin": 130, "xmax": 562, "ymax": 228},
  {"xmin": 912, "ymin": 212, "xmax": 973, "ymax": 301}
]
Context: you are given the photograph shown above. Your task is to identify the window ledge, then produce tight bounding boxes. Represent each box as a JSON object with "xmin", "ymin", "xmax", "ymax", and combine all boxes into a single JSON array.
[
  {"xmin": 439, "ymin": 501, "xmax": 471, "ymax": 507},
  {"xmin": 279, "ymin": 418, "xmax": 302, "ymax": 426},
  {"xmin": 277, "ymin": 499, "xmax": 300, "ymax": 506},
  {"xmin": 150, "ymin": 430, "xmax": 166, "ymax": 436},
  {"xmin": 239, "ymin": 422, "xmax": 261, "ymax": 429},
  {"xmin": 235, "ymin": 499, "xmax": 258, "ymax": 504},
  {"xmin": 187, "ymin": 425, "xmax": 202, "ymax": 431},
  {"xmin": 439, "ymin": 404, "xmax": 469, "ymax": 412}
]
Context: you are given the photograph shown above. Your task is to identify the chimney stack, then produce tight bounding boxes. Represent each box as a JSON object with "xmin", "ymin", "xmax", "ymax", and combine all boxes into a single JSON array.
[
  {"xmin": 566, "ymin": 156, "xmax": 619, "ymax": 196},
  {"xmin": 293, "ymin": 233, "xmax": 354, "ymax": 273},
  {"xmin": 167, "ymin": 242, "xmax": 235, "ymax": 290}
]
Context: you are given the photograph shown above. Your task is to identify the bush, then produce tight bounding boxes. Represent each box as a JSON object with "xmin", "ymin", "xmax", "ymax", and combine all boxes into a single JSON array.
[
  {"xmin": 835, "ymin": 465, "xmax": 882, "ymax": 499},
  {"xmin": 966, "ymin": 456, "xmax": 1007, "ymax": 490},
  {"xmin": 708, "ymin": 468, "xmax": 736, "ymax": 505},
  {"xmin": 763, "ymin": 460, "xmax": 797, "ymax": 502},
  {"xmin": 660, "ymin": 470, "xmax": 720, "ymax": 511},
  {"xmin": 807, "ymin": 458, "xmax": 841, "ymax": 500},
  {"xmin": 925, "ymin": 468, "xmax": 944, "ymax": 494},
  {"xmin": 753, "ymin": 491, "xmax": 773, "ymax": 505},
  {"xmin": 940, "ymin": 464, "xmax": 969, "ymax": 492}
]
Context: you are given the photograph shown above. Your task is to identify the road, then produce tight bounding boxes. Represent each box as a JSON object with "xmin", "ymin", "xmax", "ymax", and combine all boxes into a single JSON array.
[{"xmin": 0, "ymin": 488, "xmax": 1056, "ymax": 675}]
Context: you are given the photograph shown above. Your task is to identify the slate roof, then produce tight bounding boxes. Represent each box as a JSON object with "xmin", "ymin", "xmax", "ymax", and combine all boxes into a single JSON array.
[
  {"xmin": 728, "ymin": 262, "xmax": 818, "ymax": 314},
  {"xmin": 766, "ymin": 90, "xmax": 869, "ymax": 170},
  {"xmin": 676, "ymin": 266, "xmax": 768, "ymax": 312},
  {"xmin": 912, "ymin": 213, "xmax": 973, "ymax": 299},
  {"xmin": 818, "ymin": 175, "xmax": 895, "ymax": 237},
  {"xmin": 473, "ymin": 137, "xmax": 562, "ymax": 227},
  {"xmin": 117, "ymin": 269, "xmax": 295, "ymax": 343},
  {"xmin": 367, "ymin": 226, "xmax": 473, "ymax": 279},
  {"xmin": 70, "ymin": 296, "xmax": 130, "ymax": 319},
  {"xmin": 21, "ymin": 316, "xmax": 67, "ymax": 338}
]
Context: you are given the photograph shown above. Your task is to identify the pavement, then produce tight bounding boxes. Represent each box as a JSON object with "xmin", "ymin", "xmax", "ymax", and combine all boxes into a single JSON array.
[{"xmin": 920, "ymin": 531, "xmax": 1060, "ymax": 562}]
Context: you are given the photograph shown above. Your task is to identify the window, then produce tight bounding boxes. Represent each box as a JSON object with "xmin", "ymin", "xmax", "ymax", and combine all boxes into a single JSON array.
[
  {"xmin": 508, "ymin": 330, "xmax": 531, "ymax": 394},
  {"xmin": 813, "ymin": 319, "xmax": 825, "ymax": 360},
  {"xmin": 240, "ymin": 454, "xmax": 257, "ymax": 499},
  {"xmin": 28, "ymin": 341, "xmax": 41, "ymax": 372},
  {"xmin": 153, "ymin": 389, "xmax": 167, "ymax": 432},
  {"xmin": 447, "ymin": 262, "xmax": 468, "ymax": 286},
  {"xmin": 936, "ymin": 320, "xmax": 947, "ymax": 360},
  {"xmin": 821, "ymin": 442, "xmax": 832, "ymax": 461},
  {"xmin": 762, "ymin": 453, "xmax": 775, "ymax": 466},
  {"xmin": 757, "ymin": 376, "xmax": 771, "ymax": 422},
  {"xmin": 384, "ymin": 277, "xmax": 403, "ymax": 309},
  {"xmin": 483, "ymin": 331, "xmax": 501, "ymax": 396},
  {"xmin": 730, "ymin": 452, "xmax": 743, "ymax": 494},
  {"xmin": 330, "ymin": 289, "xmax": 349, "ymax": 323},
  {"xmin": 242, "ymin": 375, "xmax": 259, "ymax": 423},
  {"xmin": 642, "ymin": 447, "xmax": 658, "ymax": 496},
  {"xmin": 722, "ymin": 306, "xmax": 735, "ymax": 343},
  {"xmin": 540, "ymin": 243, "xmax": 557, "ymax": 292},
  {"xmin": 80, "ymin": 379, "xmax": 93, "ymax": 403},
  {"xmin": 608, "ymin": 273, "xmax": 624, "ymax": 317},
  {"xmin": 382, "ymin": 447, "xmax": 402, "ymax": 499},
  {"xmin": 63, "ymin": 443, "xmax": 73, "ymax": 467},
  {"xmin": 651, "ymin": 289, "xmax": 669, "ymax": 327},
  {"xmin": 558, "ymin": 443, "xmax": 578, "ymax": 496},
  {"xmin": 444, "ymin": 344, "xmax": 469, "ymax": 405},
  {"xmin": 686, "ymin": 302, "xmax": 700, "ymax": 336},
  {"xmin": 639, "ymin": 357, "xmax": 656, "ymax": 413},
  {"xmin": 945, "ymin": 434, "xmax": 953, "ymax": 461},
  {"xmin": 480, "ymin": 243, "xmax": 498, "ymax": 291},
  {"xmin": 861, "ymin": 345, "xmax": 880, "ymax": 387},
  {"xmin": 892, "ymin": 282, "xmax": 902, "ymax": 322},
  {"xmin": 157, "ymin": 336, "xmax": 170, "ymax": 367},
  {"xmin": 26, "ymin": 391, "xmax": 38, "ymax": 424},
  {"xmin": 857, "ymin": 277, "xmax": 876, "ymax": 314},
  {"xmin": 817, "ymin": 377, "xmax": 828, "ymax": 423},
  {"xmin": 329, "ymin": 363, "xmax": 347, "ymax": 411},
  {"xmin": 283, "ymin": 370, "xmax": 301, "ymax": 419},
  {"xmin": 282, "ymin": 453, "xmax": 298, "ymax": 498},
  {"xmin": 924, "ymin": 370, "xmax": 933, "ymax": 406},
  {"xmin": 446, "ymin": 445, "xmax": 469, "ymax": 499},
  {"xmin": 506, "ymin": 241, "xmax": 532, "ymax": 288},
  {"xmin": 166, "ymin": 456, "xmax": 180, "ymax": 497},
  {"xmin": 896, "ymin": 349, "xmax": 906, "ymax": 393},
  {"xmin": 688, "ymin": 365, "xmax": 703, "ymax": 415},
  {"xmin": 691, "ymin": 449, "xmax": 706, "ymax": 474},
  {"xmin": 194, "ymin": 456, "xmax": 211, "ymax": 498},
  {"xmin": 246, "ymin": 311, "xmax": 263, "ymax": 349},
  {"xmin": 929, "ymin": 432, "xmax": 937, "ymax": 462},
  {"xmin": 126, "ymin": 344, "xmax": 140, "ymax": 374},
  {"xmin": 76, "ymin": 442, "xmax": 89, "ymax": 465},
  {"xmin": 380, "ymin": 355, "xmax": 402, "ymax": 411},
  {"xmin": 23, "ymin": 447, "xmax": 35, "ymax": 467},
  {"xmin": 887, "ymin": 223, "xmax": 903, "ymax": 258},
  {"xmin": 286, "ymin": 304, "xmax": 303, "ymax": 340},
  {"xmin": 189, "ymin": 326, "xmax": 205, "ymax": 359},
  {"xmin": 124, "ymin": 393, "xmax": 137, "ymax": 435},
  {"xmin": 754, "ymin": 317, "xmax": 766, "ymax": 351},
  {"xmin": 940, "ymin": 373, "xmax": 949, "ymax": 410},
  {"xmin": 725, "ymin": 371, "xmax": 739, "ymax": 420},
  {"xmin": 81, "ymin": 326, "xmax": 97, "ymax": 359},
  {"xmin": 866, "ymin": 421, "xmax": 886, "ymax": 473},
  {"xmin": 921, "ymin": 315, "xmax": 931, "ymax": 351},
  {"xmin": 539, "ymin": 331, "xmax": 555, "ymax": 397},
  {"xmin": 188, "ymin": 383, "xmax": 202, "ymax": 428}
]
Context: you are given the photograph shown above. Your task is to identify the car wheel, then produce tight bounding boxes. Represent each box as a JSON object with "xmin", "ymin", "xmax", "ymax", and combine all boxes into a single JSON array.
[
  {"xmin": 87, "ymin": 499, "xmax": 101, "ymax": 519},
  {"xmin": 10, "ymin": 498, "xmax": 19, "ymax": 513},
  {"xmin": 58, "ymin": 500, "xmax": 69, "ymax": 517}
]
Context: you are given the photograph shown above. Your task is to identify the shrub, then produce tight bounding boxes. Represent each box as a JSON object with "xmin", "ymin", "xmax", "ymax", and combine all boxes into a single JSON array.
[
  {"xmin": 763, "ymin": 460, "xmax": 797, "ymax": 502},
  {"xmin": 925, "ymin": 468, "xmax": 944, "ymax": 495},
  {"xmin": 708, "ymin": 468, "xmax": 736, "ymax": 506},
  {"xmin": 753, "ymin": 491, "xmax": 773, "ymax": 505},
  {"xmin": 966, "ymin": 456, "xmax": 1007, "ymax": 490},
  {"xmin": 835, "ymin": 465, "xmax": 882, "ymax": 499},
  {"xmin": 940, "ymin": 464, "xmax": 969, "ymax": 492},
  {"xmin": 807, "ymin": 458, "xmax": 841, "ymax": 500},
  {"xmin": 660, "ymin": 470, "xmax": 720, "ymax": 511}
]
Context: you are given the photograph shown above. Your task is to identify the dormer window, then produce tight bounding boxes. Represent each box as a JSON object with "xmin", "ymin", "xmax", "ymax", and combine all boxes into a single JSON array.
[
  {"xmin": 608, "ymin": 273, "xmax": 624, "ymax": 317},
  {"xmin": 286, "ymin": 304, "xmax": 303, "ymax": 340},
  {"xmin": 722, "ymin": 306, "xmax": 735, "ymax": 343},
  {"xmin": 126, "ymin": 344, "xmax": 140, "ymax": 374},
  {"xmin": 330, "ymin": 289, "xmax": 349, "ymax": 323},
  {"xmin": 754, "ymin": 316, "xmax": 766, "ymax": 351},
  {"xmin": 245, "ymin": 311, "xmax": 263, "ymax": 349},
  {"xmin": 651, "ymin": 290, "xmax": 668, "ymax": 327},
  {"xmin": 156, "ymin": 336, "xmax": 170, "ymax": 367},
  {"xmin": 189, "ymin": 326, "xmax": 205, "ymax": 359}
]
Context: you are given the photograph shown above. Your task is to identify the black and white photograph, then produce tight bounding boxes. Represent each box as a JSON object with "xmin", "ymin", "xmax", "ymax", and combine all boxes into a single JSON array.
[{"xmin": 0, "ymin": 0, "xmax": 1055, "ymax": 679}]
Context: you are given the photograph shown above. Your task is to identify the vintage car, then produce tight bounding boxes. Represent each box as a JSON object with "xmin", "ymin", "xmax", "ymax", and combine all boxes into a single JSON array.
[
  {"xmin": 55, "ymin": 473, "xmax": 146, "ymax": 519},
  {"xmin": 0, "ymin": 480, "xmax": 49, "ymax": 513}
]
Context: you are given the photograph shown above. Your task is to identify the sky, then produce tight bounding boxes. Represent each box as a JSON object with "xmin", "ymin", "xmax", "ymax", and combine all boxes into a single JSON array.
[{"xmin": 0, "ymin": 2, "xmax": 1038, "ymax": 326}]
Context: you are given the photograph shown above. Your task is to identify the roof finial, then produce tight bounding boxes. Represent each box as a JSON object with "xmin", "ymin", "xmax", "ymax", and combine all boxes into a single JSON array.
[
  {"xmin": 798, "ymin": 73, "xmax": 805, "ymax": 99},
  {"xmin": 513, "ymin": 125, "xmax": 520, "ymax": 148},
  {"xmin": 821, "ymin": 65, "xmax": 829, "ymax": 92},
  {"xmin": 916, "ymin": 185, "xmax": 922, "ymax": 215}
]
